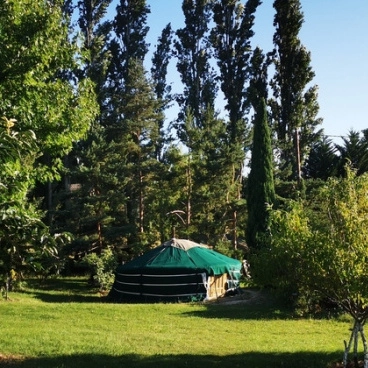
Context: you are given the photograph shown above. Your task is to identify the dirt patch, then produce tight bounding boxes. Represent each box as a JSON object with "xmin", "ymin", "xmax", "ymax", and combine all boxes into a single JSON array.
[
  {"xmin": 329, "ymin": 362, "xmax": 364, "ymax": 368},
  {"xmin": 206, "ymin": 288, "xmax": 266, "ymax": 305},
  {"xmin": 0, "ymin": 353, "xmax": 25, "ymax": 365}
]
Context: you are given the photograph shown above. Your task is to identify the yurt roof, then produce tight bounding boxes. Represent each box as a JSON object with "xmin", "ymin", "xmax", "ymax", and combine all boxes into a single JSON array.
[{"xmin": 117, "ymin": 238, "xmax": 241, "ymax": 277}]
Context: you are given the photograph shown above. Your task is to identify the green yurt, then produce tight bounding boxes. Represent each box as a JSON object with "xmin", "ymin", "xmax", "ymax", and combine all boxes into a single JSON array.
[{"xmin": 109, "ymin": 238, "xmax": 242, "ymax": 302}]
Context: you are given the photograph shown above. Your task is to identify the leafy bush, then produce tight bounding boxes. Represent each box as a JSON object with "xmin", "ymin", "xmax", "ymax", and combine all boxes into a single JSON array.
[{"xmin": 83, "ymin": 249, "xmax": 117, "ymax": 292}]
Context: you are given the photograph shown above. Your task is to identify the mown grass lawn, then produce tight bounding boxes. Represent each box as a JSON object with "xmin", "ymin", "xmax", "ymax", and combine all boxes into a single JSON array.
[{"xmin": 0, "ymin": 278, "xmax": 354, "ymax": 368}]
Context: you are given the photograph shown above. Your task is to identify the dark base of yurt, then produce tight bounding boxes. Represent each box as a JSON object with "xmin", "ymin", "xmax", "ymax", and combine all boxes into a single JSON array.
[{"xmin": 108, "ymin": 270, "xmax": 207, "ymax": 303}]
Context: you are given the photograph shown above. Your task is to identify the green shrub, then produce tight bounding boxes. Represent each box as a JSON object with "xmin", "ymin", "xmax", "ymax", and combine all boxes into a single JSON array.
[{"xmin": 83, "ymin": 249, "xmax": 117, "ymax": 292}]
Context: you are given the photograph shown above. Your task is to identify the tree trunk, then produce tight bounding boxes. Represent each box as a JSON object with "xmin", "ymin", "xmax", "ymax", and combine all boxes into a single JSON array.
[
  {"xmin": 139, "ymin": 170, "xmax": 144, "ymax": 234},
  {"xmin": 343, "ymin": 320, "xmax": 368, "ymax": 368},
  {"xmin": 360, "ymin": 323, "xmax": 368, "ymax": 368},
  {"xmin": 232, "ymin": 209, "xmax": 237, "ymax": 250},
  {"xmin": 344, "ymin": 321, "xmax": 358, "ymax": 368}
]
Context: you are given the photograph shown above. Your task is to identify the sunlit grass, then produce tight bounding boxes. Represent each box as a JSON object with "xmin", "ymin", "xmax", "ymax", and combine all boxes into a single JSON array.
[{"xmin": 0, "ymin": 278, "xmax": 353, "ymax": 368}]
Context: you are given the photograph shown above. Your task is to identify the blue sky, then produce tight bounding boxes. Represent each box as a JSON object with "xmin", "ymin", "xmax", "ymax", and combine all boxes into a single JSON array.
[{"xmin": 111, "ymin": 0, "xmax": 368, "ymax": 142}]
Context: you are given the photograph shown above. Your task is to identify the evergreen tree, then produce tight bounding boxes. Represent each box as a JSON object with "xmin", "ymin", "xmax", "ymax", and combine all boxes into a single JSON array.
[
  {"xmin": 62, "ymin": 127, "xmax": 127, "ymax": 257},
  {"xmin": 63, "ymin": 60, "xmax": 163, "ymax": 256},
  {"xmin": 270, "ymin": 0, "xmax": 322, "ymax": 184},
  {"xmin": 184, "ymin": 108, "xmax": 231, "ymax": 243},
  {"xmin": 335, "ymin": 130, "xmax": 368, "ymax": 176},
  {"xmin": 247, "ymin": 98, "xmax": 275, "ymax": 249},
  {"xmin": 146, "ymin": 146, "xmax": 190, "ymax": 242},
  {"xmin": 303, "ymin": 136, "xmax": 339, "ymax": 180},
  {"xmin": 101, "ymin": 0, "xmax": 156, "ymax": 248},
  {"xmin": 121, "ymin": 59, "xmax": 163, "ymax": 236}
]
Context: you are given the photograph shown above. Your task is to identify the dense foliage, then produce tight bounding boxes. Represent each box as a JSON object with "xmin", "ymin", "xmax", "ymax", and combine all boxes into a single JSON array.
[
  {"xmin": 252, "ymin": 168, "xmax": 368, "ymax": 365},
  {"xmin": 1, "ymin": 0, "xmax": 367, "ymax": 309}
]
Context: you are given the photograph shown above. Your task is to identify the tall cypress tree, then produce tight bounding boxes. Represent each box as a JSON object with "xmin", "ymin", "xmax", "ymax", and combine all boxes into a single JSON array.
[
  {"xmin": 270, "ymin": 0, "xmax": 322, "ymax": 183},
  {"xmin": 247, "ymin": 98, "xmax": 275, "ymax": 249}
]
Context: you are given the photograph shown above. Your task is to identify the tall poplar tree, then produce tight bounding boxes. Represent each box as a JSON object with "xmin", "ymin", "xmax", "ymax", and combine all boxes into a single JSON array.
[
  {"xmin": 78, "ymin": 0, "xmax": 112, "ymax": 104},
  {"xmin": 174, "ymin": 0, "xmax": 229, "ymax": 241},
  {"xmin": 105, "ymin": 0, "xmax": 150, "ymax": 137},
  {"xmin": 108, "ymin": 0, "xmax": 150, "ymax": 97},
  {"xmin": 211, "ymin": 0, "xmax": 261, "ymax": 247},
  {"xmin": 174, "ymin": 0, "xmax": 217, "ymax": 132},
  {"xmin": 151, "ymin": 23, "xmax": 174, "ymax": 161},
  {"xmin": 270, "ymin": 0, "xmax": 322, "ymax": 183}
]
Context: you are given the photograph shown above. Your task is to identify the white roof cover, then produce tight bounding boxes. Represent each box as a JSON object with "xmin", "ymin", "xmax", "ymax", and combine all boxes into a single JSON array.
[{"xmin": 163, "ymin": 238, "xmax": 209, "ymax": 251}]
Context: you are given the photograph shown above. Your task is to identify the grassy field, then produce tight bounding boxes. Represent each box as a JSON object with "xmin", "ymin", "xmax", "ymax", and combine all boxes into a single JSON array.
[{"xmin": 0, "ymin": 278, "xmax": 354, "ymax": 368}]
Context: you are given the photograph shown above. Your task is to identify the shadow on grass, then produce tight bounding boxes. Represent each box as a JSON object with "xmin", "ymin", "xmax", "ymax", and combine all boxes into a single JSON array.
[
  {"xmin": 21, "ymin": 289, "xmax": 105, "ymax": 303},
  {"xmin": 182, "ymin": 289, "xmax": 295, "ymax": 320},
  {"xmin": 25, "ymin": 277, "xmax": 92, "ymax": 293},
  {"xmin": 4, "ymin": 352, "xmax": 342, "ymax": 368},
  {"xmin": 184, "ymin": 302, "xmax": 294, "ymax": 320},
  {"xmin": 19, "ymin": 278, "xmax": 105, "ymax": 303}
]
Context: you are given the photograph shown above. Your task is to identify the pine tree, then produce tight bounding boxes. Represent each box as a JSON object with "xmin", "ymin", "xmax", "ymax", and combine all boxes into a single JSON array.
[
  {"xmin": 100, "ymin": 0, "xmax": 157, "ymax": 248},
  {"xmin": 173, "ymin": 0, "xmax": 225, "ymax": 242},
  {"xmin": 303, "ymin": 137, "xmax": 339, "ymax": 180},
  {"xmin": 184, "ymin": 108, "xmax": 231, "ymax": 243},
  {"xmin": 121, "ymin": 59, "xmax": 163, "ymax": 236},
  {"xmin": 335, "ymin": 130, "xmax": 368, "ymax": 176}
]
